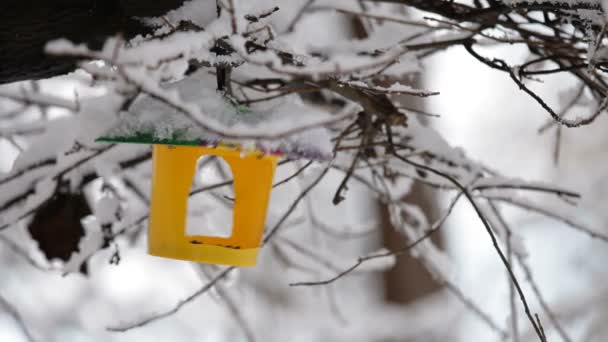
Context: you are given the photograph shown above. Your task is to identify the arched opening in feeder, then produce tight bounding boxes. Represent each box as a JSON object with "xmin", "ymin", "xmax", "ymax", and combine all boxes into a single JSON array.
[{"xmin": 186, "ymin": 156, "xmax": 234, "ymax": 239}]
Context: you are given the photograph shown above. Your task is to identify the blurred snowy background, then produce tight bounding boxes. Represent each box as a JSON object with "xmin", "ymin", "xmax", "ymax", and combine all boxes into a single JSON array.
[{"xmin": 2, "ymin": 1, "xmax": 608, "ymax": 341}]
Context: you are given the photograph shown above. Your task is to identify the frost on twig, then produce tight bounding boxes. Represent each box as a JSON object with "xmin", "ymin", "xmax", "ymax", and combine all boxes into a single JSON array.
[
  {"xmin": 0, "ymin": 293, "xmax": 36, "ymax": 342},
  {"xmin": 1, "ymin": 1, "xmax": 608, "ymax": 340}
]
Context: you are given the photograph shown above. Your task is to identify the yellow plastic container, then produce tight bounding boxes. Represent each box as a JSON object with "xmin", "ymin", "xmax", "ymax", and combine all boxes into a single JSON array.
[{"xmin": 148, "ymin": 144, "xmax": 278, "ymax": 266}]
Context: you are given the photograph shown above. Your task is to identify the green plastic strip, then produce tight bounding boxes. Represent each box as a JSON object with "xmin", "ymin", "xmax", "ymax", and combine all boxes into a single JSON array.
[{"xmin": 96, "ymin": 132, "xmax": 211, "ymax": 147}]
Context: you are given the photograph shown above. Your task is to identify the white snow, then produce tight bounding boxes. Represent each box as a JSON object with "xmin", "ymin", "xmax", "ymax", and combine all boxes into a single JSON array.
[{"xmin": 102, "ymin": 71, "xmax": 335, "ymax": 160}]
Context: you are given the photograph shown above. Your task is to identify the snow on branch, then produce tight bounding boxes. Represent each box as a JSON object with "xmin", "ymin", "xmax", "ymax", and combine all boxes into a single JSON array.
[{"xmin": 1, "ymin": 1, "xmax": 608, "ymax": 340}]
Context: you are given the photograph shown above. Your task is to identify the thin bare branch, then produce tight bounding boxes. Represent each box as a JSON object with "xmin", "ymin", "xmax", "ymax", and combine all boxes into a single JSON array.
[
  {"xmin": 0, "ymin": 293, "xmax": 36, "ymax": 342},
  {"xmin": 107, "ymin": 266, "xmax": 235, "ymax": 332}
]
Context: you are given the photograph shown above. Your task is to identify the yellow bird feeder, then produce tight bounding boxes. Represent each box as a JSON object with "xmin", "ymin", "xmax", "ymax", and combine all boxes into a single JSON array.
[
  {"xmin": 97, "ymin": 89, "xmax": 330, "ymax": 267},
  {"xmin": 147, "ymin": 144, "xmax": 277, "ymax": 267}
]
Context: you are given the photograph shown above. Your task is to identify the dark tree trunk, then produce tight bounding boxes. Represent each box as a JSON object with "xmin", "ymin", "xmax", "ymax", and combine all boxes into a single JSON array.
[
  {"xmin": 0, "ymin": 0, "xmax": 186, "ymax": 84},
  {"xmin": 382, "ymin": 182, "xmax": 443, "ymax": 304}
]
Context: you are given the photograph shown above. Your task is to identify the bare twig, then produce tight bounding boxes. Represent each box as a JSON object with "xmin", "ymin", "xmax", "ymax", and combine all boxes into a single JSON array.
[
  {"xmin": 289, "ymin": 189, "xmax": 465, "ymax": 286},
  {"xmin": 286, "ymin": 0, "xmax": 316, "ymax": 33},
  {"xmin": 108, "ymin": 162, "xmax": 331, "ymax": 331},
  {"xmin": 489, "ymin": 201, "xmax": 572, "ymax": 342},
  {"xmin": 273, "ymin": 161, "xmax": 313, "ymax": 188},
  {"xmin": 107, "ymin": 266, "xmax": 235, "ymax": 332},
  {"xmin": 0, "ymin": 293, "xmax": 36, "ymax": 342},
  {"xmin": 489, "ymin": 202, "xmax": 520, "ymax": 342},
  {"xmin": 0, "ymin": 235, "xmax": 49, "ymax": 271},
  {"xmin": 483, "ymin": 194, "xmax": 608, "ymax": 243},
  {"xmin": 196, "ymin": 265, "xmax": 256, "ymax": 342},
  {"xmin": 443, "ymin": 281, "xmax": 509, "ymax": 340},
  {"xmin": 263, "ymin": 164, "xmax": 331, "ymax": 243},
  {"xmin": 392, "ymin": 153, "xmax": 546, "ymax": 342}
]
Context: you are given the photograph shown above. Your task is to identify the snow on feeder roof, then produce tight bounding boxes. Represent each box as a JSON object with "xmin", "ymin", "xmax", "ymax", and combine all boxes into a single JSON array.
[
  {"xmin": 97, "ymin": 74, "xmax": 333, "ymax": 266},
  {"xmin": 98, "ymin": 75, "xmax": 333, "ymax": 160}
]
